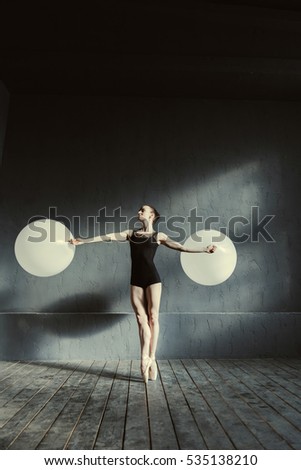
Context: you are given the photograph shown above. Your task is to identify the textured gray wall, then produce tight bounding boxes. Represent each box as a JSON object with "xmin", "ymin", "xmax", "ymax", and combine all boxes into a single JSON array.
[
  {"xmin": 0, "ymin": 313, "xmax": 300, "ymax": 360},
  {"xmin": 0, "ymin": 95, "xmax": 300, "ymax": 313},
  {"xmin": 0, "ymin": 95, "xmax": 300, "ymax": 359},
  {"xmin": 0, "ymin": 81, "xmax": 9, "ymax": 166}
]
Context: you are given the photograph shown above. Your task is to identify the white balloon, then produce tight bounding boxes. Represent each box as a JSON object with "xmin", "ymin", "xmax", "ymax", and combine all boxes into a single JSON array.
[
  {"xmin": 180, "ymin": 229, "xmax": 237, "ymax": 286},
  {"xmin": 15, "ymin": 219, "xmax": 76, "ymax": 277}
]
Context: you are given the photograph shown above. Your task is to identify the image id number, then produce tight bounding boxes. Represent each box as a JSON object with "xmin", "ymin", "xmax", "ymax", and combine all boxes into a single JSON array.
[{"xmin": 186, "ymin": 454, "xmax": 258, "ymax": 466}]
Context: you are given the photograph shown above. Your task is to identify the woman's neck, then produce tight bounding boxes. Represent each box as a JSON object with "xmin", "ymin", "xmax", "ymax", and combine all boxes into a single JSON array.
[{"xmin": 141, "ymin": 221, "xmax": 154, "ymax": 232}]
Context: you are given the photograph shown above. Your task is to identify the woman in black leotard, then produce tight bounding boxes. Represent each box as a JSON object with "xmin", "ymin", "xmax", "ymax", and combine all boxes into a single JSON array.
[
  {"xmin": 70, "ymin": 205, "xmax": 216, "ymax": 383},
  {"xmin": 129, "ymin": 228, "xmax": 161, "ymax": 288}
]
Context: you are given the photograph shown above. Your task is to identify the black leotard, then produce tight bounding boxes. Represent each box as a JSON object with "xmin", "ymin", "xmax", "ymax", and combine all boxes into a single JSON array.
[{"xmin": 129, "ymin": 231, "xmax": 161, "ymax": 288}]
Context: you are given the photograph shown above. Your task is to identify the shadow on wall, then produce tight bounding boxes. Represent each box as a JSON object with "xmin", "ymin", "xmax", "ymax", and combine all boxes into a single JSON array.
[
  {"xmin": 0, "ymin": 312, "xmax": 130, "ymax": 360},
  {"xmin": 43, "ymin": 292, "xmax": 113, "ymax": 314},
  {"xmin": 1, "ymin": 311, "xmax": 301, "ymax": 360},
  {"xmin": 0, "ymin": 286, "xmax": 131, "ymax": 360},
  {"xmin": 0, "ymin": 287, "xmax": 113, "ymax": 315}
]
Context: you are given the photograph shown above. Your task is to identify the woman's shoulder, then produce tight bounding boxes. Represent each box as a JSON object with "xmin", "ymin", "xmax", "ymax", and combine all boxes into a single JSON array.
[
  {"xmin": 120, "ymin": 229, "xmax": 134, "ymax": 240},
  {"xmin": 126, "ymin": 229, "xmax": 134, "ymax": 237},
  {"xmin": 155, "ymin": 232, "xmax": 167, "ymax": 244}
]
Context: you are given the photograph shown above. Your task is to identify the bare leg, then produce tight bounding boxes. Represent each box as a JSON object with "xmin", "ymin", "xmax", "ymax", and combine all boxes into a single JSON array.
[
  {"xmin": 130, "ymin": 285, "xmax": 152, "ymax": 379},
  {"xmin": 145, "ymin": 283, "xmax": 162, "ymax": 358},
  {"xmin": 146, "ymin": 283, "xmax": 162, "ymax": 380}
]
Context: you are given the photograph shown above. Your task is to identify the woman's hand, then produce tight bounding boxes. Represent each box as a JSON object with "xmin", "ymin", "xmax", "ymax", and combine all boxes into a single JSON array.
[
  {"xmin": 69, "ymin": 238, "xmax": 84, "ymax": 246},
  {"xmin": 205, "ymin": 244, "xmax": 217, "ymax": 254}
]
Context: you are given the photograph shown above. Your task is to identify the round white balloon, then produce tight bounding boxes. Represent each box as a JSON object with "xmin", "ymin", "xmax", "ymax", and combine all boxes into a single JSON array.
[
  {"xmin": 15, "ymin": 219, "xmax": 76, "ymax": 277},
  {"xmin": 180, "ymin": 229, "xmax": 237, "ymax": 286}
]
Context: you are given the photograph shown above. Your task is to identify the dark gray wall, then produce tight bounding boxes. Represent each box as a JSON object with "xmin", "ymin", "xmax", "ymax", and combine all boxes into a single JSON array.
[
  {"xmin": 0, "ymin": 81, "xmax": 9, "ymax": 166},
  {"xmin": 0, "ymin": 95, "xmax": 300, "ymax": 314}
]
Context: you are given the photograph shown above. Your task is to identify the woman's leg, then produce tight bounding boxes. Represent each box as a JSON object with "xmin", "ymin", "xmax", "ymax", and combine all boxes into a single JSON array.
[
  {"xmin": 145, "ymin": 283, "xmax": 162, "ymax": 360},
  {"xmin": 130, "ymin": 285, "xmax": 151, "ymax": 362}
]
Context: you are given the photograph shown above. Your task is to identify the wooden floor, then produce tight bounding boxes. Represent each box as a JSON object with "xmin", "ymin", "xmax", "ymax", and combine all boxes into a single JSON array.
[{"xmin": 0, "ymin": 358, "xmax": 301, "ymax": 450}]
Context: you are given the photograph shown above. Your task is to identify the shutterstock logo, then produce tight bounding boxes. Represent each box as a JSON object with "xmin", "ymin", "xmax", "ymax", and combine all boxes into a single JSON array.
[
  {"xmin": 27, "ymin": 205, "xmax": 276, "ymax": 244},
  {"xmin": 228, "ymin": 206, "xmax": 275, "ymax": 243}
]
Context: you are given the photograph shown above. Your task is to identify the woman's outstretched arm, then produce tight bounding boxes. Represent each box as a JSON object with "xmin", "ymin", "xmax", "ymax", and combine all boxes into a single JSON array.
[
  {"xmin": 70, "ymin": 229, "xmax": 133, "ymax": 245},
  {"xmin": 157, "ymin": 232, "xmax": 216, "ymax": 253}
]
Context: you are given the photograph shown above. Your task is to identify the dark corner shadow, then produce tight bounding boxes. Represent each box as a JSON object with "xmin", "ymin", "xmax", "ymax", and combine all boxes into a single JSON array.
[{"xmin": 26, "ymin": 360, "xmax": 143, "ymax": 383}]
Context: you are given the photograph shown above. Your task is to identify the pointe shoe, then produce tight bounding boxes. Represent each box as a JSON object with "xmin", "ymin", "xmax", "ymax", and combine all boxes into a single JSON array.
[
  {"xmin": 149, "ymin": 359, "xmax": 157, "ymax": 381},
  {"xmin": 141, "ymin": 356, "xmax": 152, "ymax": 384}
]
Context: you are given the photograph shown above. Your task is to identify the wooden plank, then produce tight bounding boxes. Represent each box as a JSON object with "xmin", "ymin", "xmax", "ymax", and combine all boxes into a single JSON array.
[
  {"xmin": 244, "ymin": 359, "xmax": 301, "ymax": 410},
  {"xmin": 0, "ymin": 361, "xmax": 20, "ymax": 374},
  {"xmin": 9, "ymin": 361, "xmax": 91, "ymax": 450},
  {"xmin": 0, "ymin": 361, "xmax": 22, "ymax": 374},
  {"xmin": 147, "ymin": 360, "xmax": 179, "ymax": 450},
  {"xmin": 93, "ymin": 360, "xmax": 129, "ymax": 450},
  {"xmin": 66, "ymin": 361, "xmax": 118, "ymax": 450},
  {"xmin": 158, "ymin": 360, "xmax": 206, "ymax": 450},
  {"xmin": 0, "ymin": 362, "xmax": 49, "ymax": 407},
  {"xmin": 205, "ymin": 359, "xmax": 291, "ymax": 450},
  {"xmin": 0, "ymin": 362, "xmax": 33, "ymax": 390},
  {"xmin": 223, "ymin": 359, "xmax": 301, "ymax": 449},
  {"xmin": 0, "ymin": 361, "xmax": 23, "ymax": 379},
  {"xmin": 173, "ymin": 359, "xmax": 234, "ymax": 450},
  {"xmin": 278, "ymin": 358, "xmax": 301, "ymax": 370},
  {"xmin": 123, "ymin": 360, "xmax": 150, "ymax": 450},
  {"xmin": 0, "ymin": 359, "xmax": 300, "ymax": 451},
  {"xmin": 0, "ymin": 362, "xmax": 69, "ymax": 429},
  {"xmin": 192, "ymin": 359, "xmax": 263, "ymax": 450},
  {"xmin": 0, "ymin": 362, "xmax": 59, "ymax": 445},
  {"xmin": 234, "ymin": 360, "xmax": 301, "ymax": 432},
  {"xmin": 0, "ymin": 362, "xmax": 81, "ymax": 449},
  {"xmin": 263, "ymin": 359, "xmax": 301, "ymax": 379},
  {"xmin": 0, "ymin": 363, "xmax": 58, "ymax": 427},
  {"xmin": 34, "ymin": 361, "xmax": 99, "ymax": 450},
  {"xmin": 247, "ymin": 359, "xmax": 301, "ymax": 387},
  {"xmin": 270, "ymin": 358, "xmax": 301, "ymax": 380}
]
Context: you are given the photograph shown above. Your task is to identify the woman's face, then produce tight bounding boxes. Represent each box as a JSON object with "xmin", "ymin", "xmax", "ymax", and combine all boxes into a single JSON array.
[{"xmin": 138, "ymin": 205, "xmax": 154, "ymax": 222}]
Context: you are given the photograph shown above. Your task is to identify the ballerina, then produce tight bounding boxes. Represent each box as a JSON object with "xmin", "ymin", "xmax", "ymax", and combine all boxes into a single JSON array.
[{"xmin": 70, "ymin": 204, "xmax": 216, "ymax": 383}]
